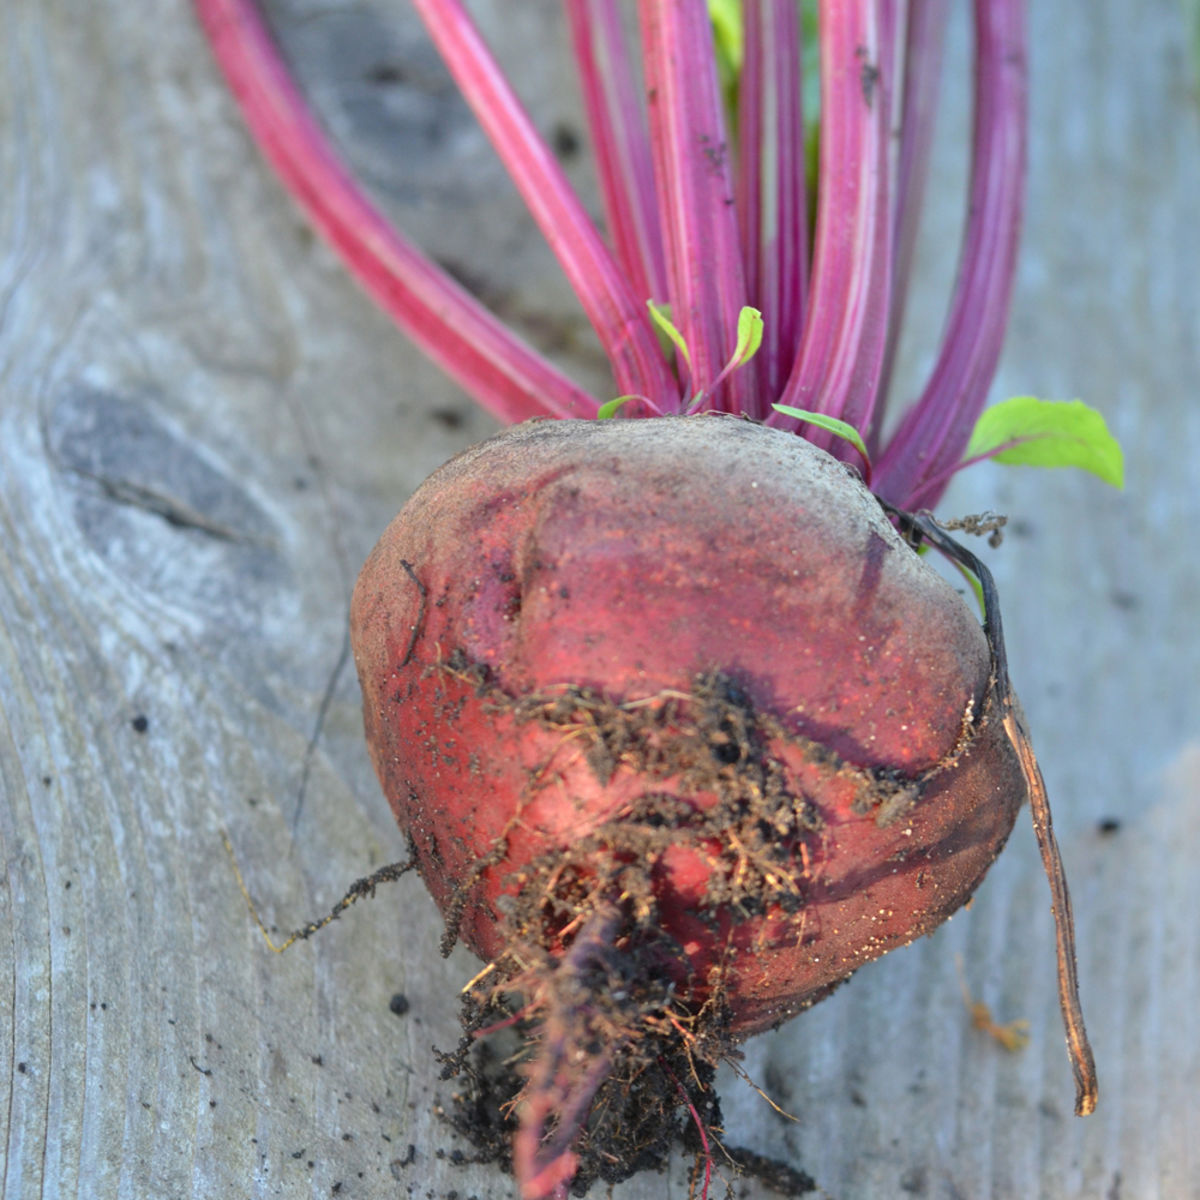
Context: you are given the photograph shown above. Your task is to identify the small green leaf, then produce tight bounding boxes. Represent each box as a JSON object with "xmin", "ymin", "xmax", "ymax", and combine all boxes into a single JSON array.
[
  {"xmin": 647, "ymin": 300, "xmax": 693, "ymax": 374},
  {"xmin": 966, "ymin": 396, "xmax": 1124, "ymax": 488},
  {"xmin": 731, "ymin": 306, "xmax": 764, "ymax": 369},
  {"xmin": 708, "ymin": 0, "xmax": 744, "ymax": 78},
  {"xmin": 597, "ymin": 395, "xmax": 637, "ymax": 420},
  {"xmin": 688, "ymin": 305, "xmax": 766, "ymax": 414},
  {"xmin": 772, "ymin": 405, "xmax": 871, "ymax": 466}
]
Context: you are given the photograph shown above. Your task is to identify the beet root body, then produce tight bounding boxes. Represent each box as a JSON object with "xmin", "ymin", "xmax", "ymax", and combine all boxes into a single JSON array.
[{"xmin": 351, "ymin": 415, "xmax": 1026, "ymax": 1193}]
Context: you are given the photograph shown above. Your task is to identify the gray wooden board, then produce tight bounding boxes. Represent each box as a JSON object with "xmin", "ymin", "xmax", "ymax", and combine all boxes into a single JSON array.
[{"xmin": 1, "ymin": 1, "xmax": 1197, "ymax": 1197}]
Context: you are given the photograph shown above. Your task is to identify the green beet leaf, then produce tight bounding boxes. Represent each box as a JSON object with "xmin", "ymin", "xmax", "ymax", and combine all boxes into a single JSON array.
[
  {"xmin": 731, "ymin": 305, "xmax": 764, "ymax": 369},
  {"xmin": 772, "ymin": 405, "xmax": 871, "ymax": 467},
  {"xmin": 597, "ymin": 395, "xmax": 637, "ymax": 420},
  {"xmin": 708, "ymin": 0, "xmax": 743, "ymax": 73},
  {"xmin": 646, "ymin": 301, "xmax": 693, "ymax": 374},
  {"xmin": 966, "ymin": 396, "xmax": 1124, "ymax": 488}
]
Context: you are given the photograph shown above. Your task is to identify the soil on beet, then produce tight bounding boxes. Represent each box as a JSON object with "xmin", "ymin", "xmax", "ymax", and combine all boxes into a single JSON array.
[
  {"xmin": 439, "ymin": 1021, "xmax": 722, "ymax": 1195},
  {"xmin": 422, "ymin": 658, "xmax": 1009, "ymax": 1196},
  {"xmin": 439, "ymin": 1028, "xmax": 818, "ymax": 1196}
]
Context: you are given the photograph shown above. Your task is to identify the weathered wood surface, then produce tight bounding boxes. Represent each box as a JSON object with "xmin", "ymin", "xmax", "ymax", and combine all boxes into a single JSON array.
[{"xmin": 1, "ymin": 2, "xmax": 1197, "ymax": 1198}]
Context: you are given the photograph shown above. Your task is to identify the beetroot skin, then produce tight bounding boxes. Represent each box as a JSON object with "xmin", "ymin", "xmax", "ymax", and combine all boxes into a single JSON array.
[{"xmin": 350, "ymin": 415, "xmax": 1026, "ymax": 1189}]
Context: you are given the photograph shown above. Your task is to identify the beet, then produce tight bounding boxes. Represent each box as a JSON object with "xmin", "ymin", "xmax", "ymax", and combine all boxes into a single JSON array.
[
  {"xmin": 351, "ymin": 415, "xmax": 1027, "ymax": 1194},
  {"xmin": 198, "ymin": 4, "xmax": 1099, "ymax": 1191}
]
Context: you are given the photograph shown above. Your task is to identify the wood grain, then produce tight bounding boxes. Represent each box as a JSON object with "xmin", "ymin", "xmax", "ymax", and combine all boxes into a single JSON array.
[{"xmin": 1, "ymin": 2, "xmax": 1197, "ymax": 1198}]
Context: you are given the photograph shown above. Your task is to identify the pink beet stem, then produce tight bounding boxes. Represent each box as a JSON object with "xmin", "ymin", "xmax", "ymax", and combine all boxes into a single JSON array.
[
  {"xmin": 770, "ymin": 0, "xmax": 895, "ymax": 452},
  {"xmin": 738, "ymin": 0, "xmax": 809, "ymax": 402},
  {"xmin": 195, "ymin": 1, "xmax": 1031, "ymax": 514},
  {"xmin": 566, "ymin": 0, "xmax": 669, "ymax": 306},
  {"xmin": 902, "ymin": 434, "xmax": 1040, "ymax": 511},
  {"xmin": 192, "ymin": 0, "xmax": 599, "ymax": 423},
  {"xmin": 872, "ymin": 0, "xmax": 952, "ymax": 451},
  {"xmin": 409, "ymin": 0, "xmax": 677, "ymax": 412},
  {"xmin": 638, "ymin": 0, "xmax": 753, "ymax": 416},
  {"xmin": 872, "ymin": 0, "xmax": 1027, "ymax": 508}
]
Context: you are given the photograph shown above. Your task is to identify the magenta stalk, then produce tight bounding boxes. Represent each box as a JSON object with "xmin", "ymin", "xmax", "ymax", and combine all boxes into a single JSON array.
[
  {"xmin": 770, "ymin": 0, "xmax": 895, "ymax": 449},
  {"xmin": 193, "ymin": 0, "xmax": 600, "ymax": 422}
]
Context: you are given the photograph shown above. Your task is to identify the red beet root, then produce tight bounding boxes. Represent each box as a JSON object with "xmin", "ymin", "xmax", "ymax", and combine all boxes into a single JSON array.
[{"xmin": 351, "ymin": 415, "xmax": 1027, "ymax": 1194}]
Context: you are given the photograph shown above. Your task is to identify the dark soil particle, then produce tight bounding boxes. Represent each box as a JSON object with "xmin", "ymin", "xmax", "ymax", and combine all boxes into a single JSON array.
[{"xmin": 429, "ymin": 406, "xmax": 467, "ymax": 431}]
